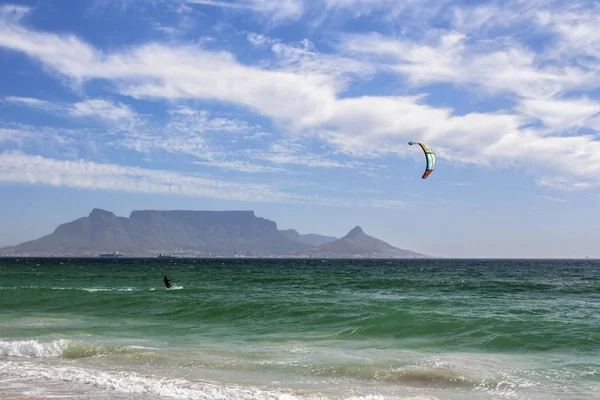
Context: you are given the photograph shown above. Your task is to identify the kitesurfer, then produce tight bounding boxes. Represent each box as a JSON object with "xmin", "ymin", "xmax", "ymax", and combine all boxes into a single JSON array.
[{"xmin": 163, "ymin": 275, "xmax": 172, "ymax": 288}]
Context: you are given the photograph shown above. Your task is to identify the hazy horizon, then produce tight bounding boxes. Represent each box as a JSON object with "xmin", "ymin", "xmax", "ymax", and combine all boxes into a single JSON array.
[{"xmin": 1, "ymin": 1, "xmax": 599, "ymax": 258}]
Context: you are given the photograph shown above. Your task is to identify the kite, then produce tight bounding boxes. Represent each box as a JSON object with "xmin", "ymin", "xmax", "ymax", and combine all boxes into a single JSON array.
[{"xmin": 408, "ymin": 140, "xmax": 435, "ymax": 179}]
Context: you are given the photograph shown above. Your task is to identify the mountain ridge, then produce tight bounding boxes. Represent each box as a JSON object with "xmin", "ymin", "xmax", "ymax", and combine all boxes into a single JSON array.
[{"xmin": 0, "ymin": 209, "xmax": 428, "ymax": 258}]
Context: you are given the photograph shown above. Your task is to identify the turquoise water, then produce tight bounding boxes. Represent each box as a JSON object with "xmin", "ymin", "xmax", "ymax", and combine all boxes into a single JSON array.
[{"xmin": 1, "ymin": 258, "xmax": 599, "ymax": 399}]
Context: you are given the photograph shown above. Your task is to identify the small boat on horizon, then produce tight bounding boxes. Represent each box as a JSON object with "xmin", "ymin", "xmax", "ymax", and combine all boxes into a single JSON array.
[{"xmin": 98, "ymin": 251, "xmax": 123, "ymax": 258}]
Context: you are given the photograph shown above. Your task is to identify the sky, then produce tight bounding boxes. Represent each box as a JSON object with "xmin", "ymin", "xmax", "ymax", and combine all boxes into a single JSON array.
[{"xmin": 0, "ymin": 0, "xmax": 599, "ymax": 258}]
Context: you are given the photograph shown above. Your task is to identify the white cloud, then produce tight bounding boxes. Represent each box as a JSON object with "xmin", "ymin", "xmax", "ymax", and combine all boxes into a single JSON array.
[
  {"xmin": 450, "ymin": 3, "xmax": 513, "ymax": 33},
  {"xmin": 517, "ymin": 97, "xmax": 600, "ymax": 132},
  {"xmin": 167, "ymin": 107, "xmax": 251, "ymax": 134},
  {"xmin": 322, "ymin": 0, "xmax": 448, "ymax": 22},
  {"xmin": 0, "ymin": 124, "xmax": 93, "ymax": 159},
  {"xmin": 116, "ymin": 107, "xmax": 271, "ymax": 172},
  {"xmin": 269, "ymin": 39, "xmax": 375, "ymax": 91},
  {"xmin": 187, "ymin": 0, "xmax": 303, "ymax": 24},
  {"xmin": 0, "ymin": 151, "xmax": 421, "ymax": 208},
  {"xmin": 4, "ymin": 95, "xmax": 140, "ymax": 129},
  {"xmin": 0, "ymin": 126, "xmax": 33, "ymax": 143},
  {"xmin": 246, "ymin": 32, "xmax": 272, "ymax": 46},
  {"xmin": 536, "ymin": 177, "xmax": 594, "ymax": 191},
  {"xmin": 483, "ymin": 130, "xmax": 600, "ymax": 188},
  {"xmin": 0, "ymin": 4, "xmax": 29, "ymax": 20},
  {"xmin": 537, "ymin": 5, "xmax": 600, "ymax": 63},
  {"xmin": 118, "ymin": 132, "xmax": 210, "ymax": 158},
  {"xmin": 1, "ymin": 103, "xmax": 320, "ymax": 175},
  {"xmin": 244, "ymin": 33, "xmax": 375, "ymax": 90},
  {"xmin": 187, "ymin": 0, "xmax": 243, "ymax": 10},
  {"xmin": 544, "ymin": 196, "xmax": 567, "ymax": 203},
  {"xmin": 300, "ymin": 95, "xmax": 524, "ymax": 162},
  {"xmin": 192, "ymin": 159, "xmax": 289, "ymax": 173},
  {"xmin": 0, "ymin": 151, "xmax": 300, "ymax": 203},
  {"xmin": 0, "ymin": 11, "xmax": 338, "ymax": 128},
  {"xmin": 338, "ymin": 31, "xmax": 593, "ymax": 100},
  {"xmin": 248, "ymin": 0, "xmax": 304, "ymax": 23},
  {"xmin": 2, "ymin": 3, "xmax": 600, "ymax": 190},
  {"xmin": 246, "ymin": 140, "xmax": 359, "ymax": 169},
  {"xmin": 69, "ymin": 99, "xmax": 137, "ymax": 122},
  {"xmin": 3, "ymin": 96, "xmax": 58, "ymax": 111}
]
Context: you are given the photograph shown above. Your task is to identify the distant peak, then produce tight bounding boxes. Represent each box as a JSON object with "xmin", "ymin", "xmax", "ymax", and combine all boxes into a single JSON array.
[
  {"xmin": 89, "ymin": 208, "xmax": 116, "ymax": 219},
  {"xmin": 346, "ymin": 225, "xmax": 365, "ymax": 238}
]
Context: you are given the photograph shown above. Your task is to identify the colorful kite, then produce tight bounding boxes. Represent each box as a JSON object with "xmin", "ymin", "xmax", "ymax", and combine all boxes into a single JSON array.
[{"xmin": 408, "ymin": 141, "xmax": 436, "ymax": 179}]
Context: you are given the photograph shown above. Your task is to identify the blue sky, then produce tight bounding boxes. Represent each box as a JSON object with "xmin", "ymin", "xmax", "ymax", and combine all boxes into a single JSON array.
[{"xmin": 0, "ymin": 0, "xmax": 599, "ymax": 258}]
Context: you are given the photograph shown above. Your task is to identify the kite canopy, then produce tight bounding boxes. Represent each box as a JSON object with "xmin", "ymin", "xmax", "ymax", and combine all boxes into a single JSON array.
[{"xmin": 408, "ymin": 140, "xmax": 436, "ymax": 179}]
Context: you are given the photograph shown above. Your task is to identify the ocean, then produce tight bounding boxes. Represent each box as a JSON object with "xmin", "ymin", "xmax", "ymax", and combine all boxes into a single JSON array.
[{"xmin": 1, "ymin": 258, "xmax": 599, "ymax": 399}]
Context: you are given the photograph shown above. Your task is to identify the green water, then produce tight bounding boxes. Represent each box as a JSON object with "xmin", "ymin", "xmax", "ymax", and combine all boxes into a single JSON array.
[{"xmin": 1, "ymin": 258, "xmax": 599, "ymax": 399}]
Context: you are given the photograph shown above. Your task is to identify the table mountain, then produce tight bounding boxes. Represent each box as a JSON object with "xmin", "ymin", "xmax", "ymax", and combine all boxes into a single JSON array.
[
  {"xmin": 0, "ymin": 210, "xmax": 427, "ymax": 258},
  {"xmin": 2, "ymin": 208, "xmax": 310, "ymax": 256}
]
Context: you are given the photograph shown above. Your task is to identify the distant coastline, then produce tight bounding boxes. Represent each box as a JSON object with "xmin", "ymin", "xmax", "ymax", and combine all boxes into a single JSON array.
[{"xmin": 1, "ymin": 255, "xmax": 598, "ymax": 261}]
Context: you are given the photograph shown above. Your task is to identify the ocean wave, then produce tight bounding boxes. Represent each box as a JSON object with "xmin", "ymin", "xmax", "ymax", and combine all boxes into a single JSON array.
[
  {"xmin": 0, "ymin": 362, "xmax": 433, "ymax": 400},
  {"xmin": 0, "ymin": 339, "xmax": 158, "ymax": 360},
  {"xmin": 0, "ymin": 339, "xmax": 67, "ymax": 358}
]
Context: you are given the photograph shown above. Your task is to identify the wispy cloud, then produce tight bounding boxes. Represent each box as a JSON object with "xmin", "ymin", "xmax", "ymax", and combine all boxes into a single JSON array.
[
  {"xmin": 192, "ymin": 159, "xmax": 289, "ymax": 173},
  {"xmin": 3, "ymin": 96, "xmax": 58, "ymax": 111},
  {"xmin": 0, "ymin": 123, "xmax": 88, "ymax": 158},
  {"xmin": 3, "ymin": 98, "xmax": 350, "ymax": 175},
  {"xmin": 543, "ymin": 195, "xmax": 567, "ymax": 203},
  {"xmin": 337, "ymin": 30, "xmax": 592, "ymax": 100},
  {"xmin": 536, "ymin": 177, "xmax": 594, "ymax": 191},
  {"xmin": 0, "ymin": 150, "xmax": 420, "ymax": 209},
  {"xmin": 322, "ymin": 0, "xmax": 448, "ymax": 21},
  {"xmin": 187, "ymin": 0, "xmax": 304, "ymax": 24},
  {"xmin": 4, "ymin": 95, "xmax": 141, "ymax": 129},
  {"xmin": 246, "ymin": 140, "xmax": 359, "ymax": 169},
  {"xmin": 442, "ymin": 181, "xmax": 473, "ymax": 187},
  {"xmin": 537, "ymin": 4, "xmax": 600, "ymax": 63},
  {"xmin": 69, "ymin": 99, "xmax": 137, "ymax": 123},
  {"xmin": 253, "ymin": 36, "xmax": 375, "ymax": 91},
  {"xmin": 0, "ymin": 150, "xmax": 297, "ymax": 203},
  {"xmin": 167, "ymin": 107, "xmax": 252, "ymax": 135},
  {"xmin": 517, "ymin": 97, "xmax": 600, "ymax": 132}
]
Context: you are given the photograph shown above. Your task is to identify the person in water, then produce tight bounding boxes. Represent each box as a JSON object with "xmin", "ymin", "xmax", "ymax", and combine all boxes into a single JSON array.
[{"xmin": 163, "ymin": 275, "xmax": 172, "ymax": 288}]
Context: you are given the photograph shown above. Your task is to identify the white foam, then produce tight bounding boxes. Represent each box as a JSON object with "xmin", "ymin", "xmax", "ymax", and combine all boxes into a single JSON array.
[
  {"xmin": 0, "ymin": 339, "xmax": 68, "ymax": 358},
  {"xmin": 0, "ymin": 319, "xmax": 56, "ymax": 328},
  {"xmin": 0, "ymin": 362, "xmax": 437, "ymax": 400},
  {"xmin": 81, "ymin": 287, "xmax": 135, "ymax": 292},
  {"xmin": 0, "ymin": 286, "xmax": 136, "ymax": 292}
]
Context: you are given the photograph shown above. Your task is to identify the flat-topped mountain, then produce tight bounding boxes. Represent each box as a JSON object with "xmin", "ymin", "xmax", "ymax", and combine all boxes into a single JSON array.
[
  {"xmin": 0, "ymin": 209, "xmax": 427, "ymax": 258},
  {"xmin": 2, "ymin": 209, "xmax": 309, "ymax": 257},
  {"xmin": 302, "ymin": 226, "xmax": 426, "ymax": 258}
]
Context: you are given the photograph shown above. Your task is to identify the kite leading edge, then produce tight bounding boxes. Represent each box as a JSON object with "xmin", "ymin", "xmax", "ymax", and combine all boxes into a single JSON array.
[{"xmin": 408, "ymin": 140, "xmax": 436, "ymax": 179}]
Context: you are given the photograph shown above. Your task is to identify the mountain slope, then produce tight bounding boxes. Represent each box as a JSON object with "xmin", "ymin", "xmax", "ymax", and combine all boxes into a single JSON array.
[
  {"xmin": 279, "ymin": 229, "xmax": 337, "ymax": 246},
  {"xmin": 304, "ymin": 226, "xmax": 427, "ymax": 258}
]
